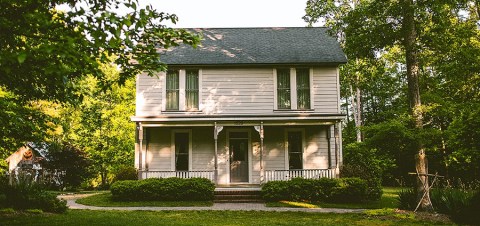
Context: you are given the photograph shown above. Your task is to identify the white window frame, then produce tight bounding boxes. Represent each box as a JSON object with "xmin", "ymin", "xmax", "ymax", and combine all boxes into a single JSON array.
[
  {"xmin": 274, "ymin": 67, "xmax": 313, "ymax": 110},
  {"xmin": 170, "ymin": 129, "xmax": 193, "ymax": 171},
  {"xmin": 284, "ymin": 128, "xmax": 305, "ymax": 170},
  {"xmin": 162, "ymin": 69, "xmax": 202, "ymax": 112}
]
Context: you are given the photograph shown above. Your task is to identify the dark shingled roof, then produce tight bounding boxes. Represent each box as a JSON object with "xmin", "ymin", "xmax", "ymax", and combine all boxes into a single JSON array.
[{"xmin": 160, "ymin": 27, "xmax": 347, "ymax": 65}]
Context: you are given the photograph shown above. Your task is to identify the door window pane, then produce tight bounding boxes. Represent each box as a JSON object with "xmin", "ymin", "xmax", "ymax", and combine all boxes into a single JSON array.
[
  {"xmin": 296, "ymin": 68, "xmax": 310, "ymax": 109},
  {"xmin": 175, "ymin": 133, "xmax": 189, "ymax": 171},
  {"xmin": 277, "ymin": 69, "xmax": 291, "ymax": 109},
  {"xmin": 288, "ymin": 131, "xmax": 303, "ymax": 169},
  {"xmin": 166, "ymin": 70, "xmax": 179, "ymax": 110}
]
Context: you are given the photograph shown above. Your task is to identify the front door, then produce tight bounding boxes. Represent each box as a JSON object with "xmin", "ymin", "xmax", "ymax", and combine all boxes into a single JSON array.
[{"xmin": 229, "ymin": 132, "xmax": 249, "ymax": 183}]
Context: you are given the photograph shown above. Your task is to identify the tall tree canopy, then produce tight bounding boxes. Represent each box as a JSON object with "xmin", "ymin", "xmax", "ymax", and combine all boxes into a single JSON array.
[
  {"xmin": 305, "ymin": 0, "xmax": 480, "ymax": 211},
  {"xmin": 0, "ymin": 0, "xmax": 200, "ymax": 159}
]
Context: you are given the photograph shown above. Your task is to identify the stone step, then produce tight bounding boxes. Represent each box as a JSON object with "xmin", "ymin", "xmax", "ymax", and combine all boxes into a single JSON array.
[{"xmin": 214, "ymin": 190, "xmax": 263, "ymax": 203}]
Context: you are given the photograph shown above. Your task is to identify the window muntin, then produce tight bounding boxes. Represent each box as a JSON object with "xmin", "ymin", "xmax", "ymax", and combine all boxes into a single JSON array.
[
  {"xmin": 185, "ymin": 70, "xmax": 199, "ymax": 110},
  {"xmin": 276, "ymin": 69, "xmax": 291, "ymax": 109},
  {"xmin": 166, "ymin": 70, "xmax": 179, "ymax": 110},
  {"xmin": 174, "ymin": 132, "xmax": 189, "ymax": 171},
  {"xmin": 288, "ymin": 131, "xmax": 303, "ymax": 170},
  {"xmin": 296, "ymin": 68, "xmax": 310, "ymax": 109}
]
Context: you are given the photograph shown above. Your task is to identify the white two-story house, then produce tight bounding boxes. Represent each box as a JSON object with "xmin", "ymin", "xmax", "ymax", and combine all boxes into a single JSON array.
[{"xmin": 132, "ymin": 27, "xmax": 347, "ymax": 185}]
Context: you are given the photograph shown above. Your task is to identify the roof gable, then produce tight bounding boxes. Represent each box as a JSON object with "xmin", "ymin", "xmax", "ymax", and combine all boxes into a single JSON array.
[{"xmin": 160, "ymin": 27, "xmax": 347, "ymax": 66}]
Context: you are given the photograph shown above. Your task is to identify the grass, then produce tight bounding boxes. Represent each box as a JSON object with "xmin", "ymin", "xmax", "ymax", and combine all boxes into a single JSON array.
[
  {"xmin": 75, "ymin": 192, "xmax": 213, "ymax": 207},
  {"xmin": 266, "ymin": 187, "xmax": 402, "ymax": 209},
  {"xmin": 0, "ymin": 209, "xmax": 454, "ymax": 226}
]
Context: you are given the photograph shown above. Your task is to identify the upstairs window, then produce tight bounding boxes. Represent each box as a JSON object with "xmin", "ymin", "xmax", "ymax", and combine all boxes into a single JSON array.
[
  {"xmin": 276, "ymin": 69, "xmax": 291, "ymax": 109},
  {"xmin": 164, "ymin": 69, "xmax": 200, "ymax": 111},
  {"xmin": 166, "ymin": 70, "xmax": 179, "ymax": 110},
  {"xmin": 296, "ymin": 68, "xmax": 310, "ymax": 109},
  {"xmin": 185, "ymin": 70, "xmax": 199, "ymax": 110},
  {"xmin": 275, "ymin": 68, "xmax": 312, "ymax": 110}
]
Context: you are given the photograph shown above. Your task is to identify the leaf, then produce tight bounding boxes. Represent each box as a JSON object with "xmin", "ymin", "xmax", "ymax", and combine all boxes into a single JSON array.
[{"xmin": 17, "ymin": 52, "xmax": 27, "ymax": 64}]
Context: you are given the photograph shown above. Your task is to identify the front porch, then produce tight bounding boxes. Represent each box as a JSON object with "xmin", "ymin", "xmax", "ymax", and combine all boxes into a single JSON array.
[{"xmin": 133, "ymin": 115, "xmax": 343, "ymax": 185}]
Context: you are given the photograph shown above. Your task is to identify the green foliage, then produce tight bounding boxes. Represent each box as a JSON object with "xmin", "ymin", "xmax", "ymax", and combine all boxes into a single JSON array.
[
  {"xmin": 110, "ymin": 178, "xmax": 215, "ymax": 202},
  {"xmin": 262, "ymin": 177, "xmax": 381, "ymax": 203},
  {"xmin": 398, "ymin": 188, "xmax": 480, "ymax": 224},
  {"xmin": 0, "ymin": 183, "xmax": 67, "ymax": 213},
  {"xmin": 114, "ymin": 166, "xmax": 138, "ymax": 181},
  {"xmin": 42, "ymin": 141, "xmax": 93, "ymax": 190},
  {"xmin": 0, "ymin": 0, "xmax": 200, "ymax": 102}
]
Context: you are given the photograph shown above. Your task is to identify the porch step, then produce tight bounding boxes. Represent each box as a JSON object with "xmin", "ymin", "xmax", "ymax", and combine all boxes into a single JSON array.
[{"xmin": 214, "ymin": 190, "xmax": 264, "ymax": 203}]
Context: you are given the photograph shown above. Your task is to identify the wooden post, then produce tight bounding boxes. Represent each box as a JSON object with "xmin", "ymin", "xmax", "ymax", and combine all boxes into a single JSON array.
[
  {"xmin": 138, "ymin": 123, "xmax": 143, "ymax": 179},
  {"xmin": 214, "ymin": 122, "xmax": 223, "ymax": 185},
  {"xmin": 327, "ymin": 125, "xmax": 332, "ymax": 169}
]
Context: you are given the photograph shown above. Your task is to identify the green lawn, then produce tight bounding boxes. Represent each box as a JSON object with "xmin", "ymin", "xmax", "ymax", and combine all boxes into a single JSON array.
[
  {"xmin": 0, "ymin": 209, "xmax": 453, "ymax": 226},
  {"xmin": 266, "ymin": 187, "xmax": 402, "ymax": 209},
  {"xmin": 75, "ymin": 192, "xmax": 213, "ymax": 207}
]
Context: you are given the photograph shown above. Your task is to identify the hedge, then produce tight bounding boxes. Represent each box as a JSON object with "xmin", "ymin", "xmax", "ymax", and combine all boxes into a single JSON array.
[
  {"xmin": 261, "ymin": 177, "xmax": 380, "ymax": 203},
  {"xmin": 110, "ymin": 177, "xmax": 215, "ymax": 201},
  {"xmin": 0, "ymin": 183, "xmax": 67, "ymax": 213}
]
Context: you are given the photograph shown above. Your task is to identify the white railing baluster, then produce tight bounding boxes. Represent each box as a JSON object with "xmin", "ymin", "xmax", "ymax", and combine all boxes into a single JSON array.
[{"xmin": 263, "ymin": 169, "xmax": 337, "ymax": 183}]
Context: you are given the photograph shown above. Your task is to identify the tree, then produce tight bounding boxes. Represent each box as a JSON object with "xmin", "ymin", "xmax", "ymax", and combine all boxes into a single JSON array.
[
  {"xmin": 61, "ymin": 60, "xmax": 136, "ymax": 188},
  {"xmin": 304, "ymin": 0, "xmax": 479, "ymax": 211},
  {"xmin": 42, "ymin": 141, "xmax": 92, "ymax": 190},
  {"xmin": 0, "ymin": 0, "xmax": 200, "ymax": 164},
  {"xmin": 0, "ymin": 0, "xmax": 200, "ymax": 102}
]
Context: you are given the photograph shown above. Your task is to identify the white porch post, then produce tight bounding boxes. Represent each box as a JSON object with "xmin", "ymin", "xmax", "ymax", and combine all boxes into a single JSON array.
[
  {"xmin": 214, "ymin": 122, "xmax": 223, "ymax": 185},
  {"xmin": 138, "ymin": 123, "xmax": 143, "ymax": 179},
  {"xmin": 327, "ymin": 125, "xmax": 333, "ymax": 169},
  {"xmin": 254, "ymin": 122, "xmax": 264, "ymax": 183},
  {"xmin": 334, "ymin": 123, "xmax": 340, "ymax": 177}
]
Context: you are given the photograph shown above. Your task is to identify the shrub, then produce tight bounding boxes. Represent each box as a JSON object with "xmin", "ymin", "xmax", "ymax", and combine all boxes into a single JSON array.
[
  {"xmin": 397, "ymin": 188, "xmax": 480, "ymax": 224},
  {"xmin": 111, "ymin": 177, "xmax": 215, "ymax": 201},
  {"xmin": 1, "ymin": 183, "xmax": 67, "ymax": 213},
  {"xmin": 261, "ymin": 177, "xmax": 377, "ymax": 203},
  {"xmin": 114, "ymin": 166, "xmax": 138, "ymax": 181},
  {"xmin": 329, "ymin": 178, "xmax": 368, "ymax": 203}
]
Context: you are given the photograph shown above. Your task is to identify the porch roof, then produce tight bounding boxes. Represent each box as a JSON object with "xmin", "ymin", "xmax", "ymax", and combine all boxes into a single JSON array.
[{"xmin": 131, "ymin": 113, "xmax": 345, "ymax": 126}]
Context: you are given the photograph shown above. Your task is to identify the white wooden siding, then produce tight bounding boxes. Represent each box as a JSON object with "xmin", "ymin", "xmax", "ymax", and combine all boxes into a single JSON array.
[
  {"xmin": 201, "ymin": 69, "xmax": 274, "ymax": 114},
  {"xmin": 146, "ymin": 128, "xmax": 171, "ymax": 170},
  {"xmin": 303, "ymin": 126, "xmax": 333, "ymax": 169},
  {"xmin": 136, "ymin": 74, "xmax": 163, "ymax": 116},
  {"xmin": 136, "ymin": 67, "xmax": 341, "ymax": 116},
  {"xmin": 263, "ymin": 126, "xmax": 286, "ymax": 170},
  {"xmin": 312, "ymin": 67, "xmax": 340, "ymax": 113}
]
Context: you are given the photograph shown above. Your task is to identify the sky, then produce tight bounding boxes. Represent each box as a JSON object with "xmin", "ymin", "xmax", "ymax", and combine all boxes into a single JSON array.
[{"xmin": 139, "ymin": 0, "xmax": 310, "ymax": 28}]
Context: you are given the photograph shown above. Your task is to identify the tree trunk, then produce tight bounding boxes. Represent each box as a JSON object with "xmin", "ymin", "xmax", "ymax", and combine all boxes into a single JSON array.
[
  {"xmin": 349, "ymin": 72, "xmax": 363, "ymax": 142},
  {"xmin": 403, "ymin": 0, "xmax": 433, "ymax": 212}
]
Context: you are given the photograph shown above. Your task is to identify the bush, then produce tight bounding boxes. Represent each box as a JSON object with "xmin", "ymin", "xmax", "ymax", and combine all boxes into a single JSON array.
[
  {"xmin": 261, "ymin": 177, "xmax": 378, "ymax": 203},
  {"xmin": 111, "ymin": 177, "xmax": 215, "ymax": 201},
  {"xmin": 0, "ymin": 183, "xmax": 67, "ymax": 213},
  {"xmin": 114, "ymin": 166, "xmax": 138, "ymax": 181},
  {"xmin": 397, "ymin": 188, "xmax": 480, "ymax": 224},
  {"xmin": 397, "ymin": 188, "xmax": 417, "ymax": 210},
  {"xmin": 329, "ymin": 178, "xmax": 368, "ymax": 203}
]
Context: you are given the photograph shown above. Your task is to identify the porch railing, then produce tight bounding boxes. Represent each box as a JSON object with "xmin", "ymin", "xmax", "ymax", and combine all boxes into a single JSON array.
[
  {"xmin": 264, "ymin": 169, "xmax": 337, "ymax": 183},
  {"xmin": 140, "ymin": 170, "xmax": 215, "ymax": 182}
]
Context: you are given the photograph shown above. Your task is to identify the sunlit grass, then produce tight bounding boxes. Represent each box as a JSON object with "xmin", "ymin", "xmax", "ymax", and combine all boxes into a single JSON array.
[
  {"xmin": 267, "ymin": 187, "xmax": 403, "ymax": 209},
  {"xmin": 75, "ymin": 192, "xmax": 213, "ymax": 207}
]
